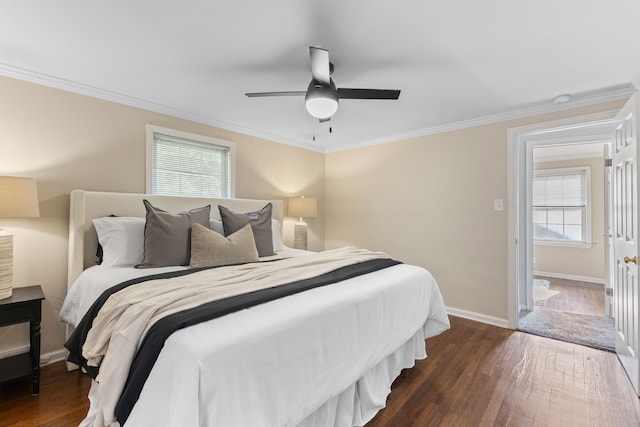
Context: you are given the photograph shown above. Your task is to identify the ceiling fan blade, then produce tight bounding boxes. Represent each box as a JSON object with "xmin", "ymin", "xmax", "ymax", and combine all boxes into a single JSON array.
[
  {"xmin": 309, "ymin": 46, "xmax": 330, "ymax": 85},
  {"xmin": 245, "ymin": 91, "xmax": 306, "ymax": 97},
  {"xmin": 337, "ymin": 88, "xmax": 401, "ymax": 100}
]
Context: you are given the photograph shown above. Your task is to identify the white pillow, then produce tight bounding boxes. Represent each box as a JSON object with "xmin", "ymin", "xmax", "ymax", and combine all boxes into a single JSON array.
[
  {"xmin": 271, "ymin": 219, "xmax": 285, "ymax": 252},
  {"xmin": 92, "ymin": 217, "xmax": 145, "ymax": 267}
]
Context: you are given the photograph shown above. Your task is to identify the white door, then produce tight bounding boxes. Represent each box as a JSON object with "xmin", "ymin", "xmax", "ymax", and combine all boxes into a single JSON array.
[{"xmin": 613, "ymin": 93, "xmax": 640, "ymax": 395}]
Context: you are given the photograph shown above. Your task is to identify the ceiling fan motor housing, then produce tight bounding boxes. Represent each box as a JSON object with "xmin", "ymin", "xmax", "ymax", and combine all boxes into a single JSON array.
[{"xmin": 305, "ymin": 79, "xmax": 339, "ymax": 119}]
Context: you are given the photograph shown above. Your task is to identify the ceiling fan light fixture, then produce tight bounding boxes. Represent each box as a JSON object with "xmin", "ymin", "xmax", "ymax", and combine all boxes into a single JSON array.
[
  {"xmin": 305, "ymin": 81, "xmax": 339, "ymax": 119},
  {"xmin": 245, "ymin": 46, "xmax": 401, "ymax": 122},
  {"xmin": 305, "ymin": 96, "xmax": 338, "ymax": 119}
]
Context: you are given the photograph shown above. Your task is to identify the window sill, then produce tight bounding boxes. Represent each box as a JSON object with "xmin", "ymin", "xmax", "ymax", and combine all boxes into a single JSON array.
[{"xmin": 534, "ymin": 240, "xmax": 594, "ymax": 249}]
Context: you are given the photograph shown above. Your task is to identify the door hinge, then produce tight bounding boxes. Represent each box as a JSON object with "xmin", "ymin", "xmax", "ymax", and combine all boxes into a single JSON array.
[
  {"xmin": 605, "ymin": 158, "xmax": 612, "ymax": 167},
  {"xmin": 606, "ymin": 287, "xmax": 614, "ymax": 296}
]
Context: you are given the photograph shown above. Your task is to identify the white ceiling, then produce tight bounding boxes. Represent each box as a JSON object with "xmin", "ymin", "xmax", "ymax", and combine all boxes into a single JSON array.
[{"xmin": 1, "ymin": 1, "xmax": 639, "ymax": 153}]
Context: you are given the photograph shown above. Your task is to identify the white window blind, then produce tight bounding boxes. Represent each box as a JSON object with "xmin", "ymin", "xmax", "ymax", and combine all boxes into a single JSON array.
[
  {"xmin": 148, "ymin": 126, "xmax": 233, "ymax": 197},
  {"xmin": 533, "ymin": 168, "xmax": 589, "ymax": 243},
  {"xmin": 533, "ymin": 173, "xmax": 585, "ymax": 207}
]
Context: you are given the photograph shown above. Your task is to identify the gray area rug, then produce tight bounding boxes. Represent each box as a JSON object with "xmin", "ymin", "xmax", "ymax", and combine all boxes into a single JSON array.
[{"xmin": 518, "ymin": 309, "xmax": 615, "ymax": 352}]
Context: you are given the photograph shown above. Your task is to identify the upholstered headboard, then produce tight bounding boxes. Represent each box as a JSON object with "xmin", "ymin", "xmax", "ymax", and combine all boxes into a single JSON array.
[{"xmin": 67, "ymin": 190, "xmax": 284, "ymax": 289}]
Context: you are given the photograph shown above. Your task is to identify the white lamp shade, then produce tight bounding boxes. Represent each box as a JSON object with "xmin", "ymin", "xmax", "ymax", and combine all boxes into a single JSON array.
[
  {"xmin": 0, "ymin": 176, "xmax": 40, "ymax": 218},
  {"xmin": 305, "ymin": 96, "xmax": 338, "ymax": 119},
  {"xmin": 289, "ymin": 197, "xmax": 318, "ymax": 218}
]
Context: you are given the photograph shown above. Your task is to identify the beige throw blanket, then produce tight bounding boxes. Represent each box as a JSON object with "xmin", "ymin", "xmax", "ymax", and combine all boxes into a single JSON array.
[{"xmin": 83, "ymin": 247, "xmax": 390, "ymax": 427}]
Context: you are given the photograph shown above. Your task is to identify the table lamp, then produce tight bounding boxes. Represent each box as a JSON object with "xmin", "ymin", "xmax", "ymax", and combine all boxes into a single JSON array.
[
  {"xmin": 0, "ymin": 176, "xmax": 40, "ymax": 299},
  {"xmin": 288, "ymin": 196, "xmax": 317, "ymax": 250}
]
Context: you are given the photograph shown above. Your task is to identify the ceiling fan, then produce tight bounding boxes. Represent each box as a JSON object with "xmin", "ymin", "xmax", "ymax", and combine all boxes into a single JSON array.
[{"xmin": 245, "ymin": 46, "xmax": 401, "ymax": 121}]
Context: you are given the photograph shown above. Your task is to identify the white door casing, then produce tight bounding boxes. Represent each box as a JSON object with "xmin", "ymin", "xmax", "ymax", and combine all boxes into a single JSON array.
[
  {"xmin": 507, "ymin": 111, "xmax": 619, "ymax": 328},
  {"xmin": 612, "ymin": 93, "xmax": 640, "ymax": 395},
  {"xmin": 604, "ymin": 143, "xmax": 614, "ymax": 317}
]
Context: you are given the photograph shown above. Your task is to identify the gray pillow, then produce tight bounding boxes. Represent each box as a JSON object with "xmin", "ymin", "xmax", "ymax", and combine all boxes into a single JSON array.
[
  {"xmin": 137, "ymin": 200, "xmax": 211, "ymax": 268},
  {"xmin": 218, "ymin": 203, "xmax": 274, "ymax": 257},
  {"xmin": 189, "ymin": 223, "xmax": 259, "ymax": 268}
]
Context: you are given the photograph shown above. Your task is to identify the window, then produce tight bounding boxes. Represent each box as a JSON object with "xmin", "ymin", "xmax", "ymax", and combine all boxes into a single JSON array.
[
  {"xmin": 533, "ymin": 166, "xmax": 590, "ymax": 244},
  {"xmin": 146, "ymin": 125, "xmax": 235, "ymax": 197}
]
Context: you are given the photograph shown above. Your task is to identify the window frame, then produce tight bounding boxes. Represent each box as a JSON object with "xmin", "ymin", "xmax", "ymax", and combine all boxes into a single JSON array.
[
  {"xmin": 145, "ymin": 124, "xmax": 236, "ymax": 198},
  {"xmin": 532, "ymin": 166, "xmax": 592, "ymax": 248}
]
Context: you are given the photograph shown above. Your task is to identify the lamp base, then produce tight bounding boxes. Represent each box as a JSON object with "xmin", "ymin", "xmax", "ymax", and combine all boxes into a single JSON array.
[
  {"xmin": 0, "ymin": 231, "xmax": 13, "ymax": 300},
  {"xmin": 294, "ymin": 222, "xmax": 308, "ymax": 251}
]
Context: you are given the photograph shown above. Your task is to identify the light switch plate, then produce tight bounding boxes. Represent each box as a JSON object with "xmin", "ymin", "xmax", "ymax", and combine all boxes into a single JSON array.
[{"xmin": 494, "ymin": 199, "xmax": 504, "ymax": 211}]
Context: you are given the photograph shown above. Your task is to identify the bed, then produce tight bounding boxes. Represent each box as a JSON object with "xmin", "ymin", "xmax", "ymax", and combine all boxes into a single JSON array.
[{"xmin": 60, "ymin": 190, "xmax": 450, "ymax": 427}]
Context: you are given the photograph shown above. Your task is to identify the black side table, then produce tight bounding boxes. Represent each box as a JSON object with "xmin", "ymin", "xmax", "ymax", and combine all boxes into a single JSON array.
[{"xmin": 0, "ymin": 285, "xmax": 45, "ymax": 395}]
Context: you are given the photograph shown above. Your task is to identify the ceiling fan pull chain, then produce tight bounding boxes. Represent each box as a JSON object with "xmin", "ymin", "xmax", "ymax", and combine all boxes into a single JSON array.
[{"xmin": 312, "ymin": 118, "xmax": 316, "ymax": 141}]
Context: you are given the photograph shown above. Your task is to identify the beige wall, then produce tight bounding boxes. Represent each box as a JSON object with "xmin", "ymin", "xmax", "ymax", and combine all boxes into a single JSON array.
[
  {"xmin": 0, "ymin": 76, "xmax": 325, "ymax": 357},
  {"xmin": 533, "ymin": 157, "xmax": 605, "ymax": 282},
  {"xmin": 325, "ymin": 100, "xmax": 624, "ymax": 321}
]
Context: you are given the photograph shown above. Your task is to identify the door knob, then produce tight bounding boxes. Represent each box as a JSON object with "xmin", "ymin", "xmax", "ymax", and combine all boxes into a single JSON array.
[{"xmin": 624, "ymin": 256, "xmax": 638, "ymax": 264}]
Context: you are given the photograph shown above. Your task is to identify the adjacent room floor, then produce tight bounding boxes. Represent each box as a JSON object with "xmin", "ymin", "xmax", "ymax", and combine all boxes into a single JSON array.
[{"xmin": 532, "ymin": 276, "xmax": 605, "ymax": 315}]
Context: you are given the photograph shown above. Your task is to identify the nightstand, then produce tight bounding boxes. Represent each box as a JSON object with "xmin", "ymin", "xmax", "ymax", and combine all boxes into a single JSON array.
[{"xmin": 0, "ymin": 285, "xmax": 45, "ymax": 395}]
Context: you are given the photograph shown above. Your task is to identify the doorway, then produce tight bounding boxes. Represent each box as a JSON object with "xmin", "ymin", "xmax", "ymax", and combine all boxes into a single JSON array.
[
  {"xmin": 516, "ymin": 142, "xmax": 615, "ymax": 351},
  {"xmin": 507, "ymin": 110, "xmax": 619, "ymax": 330}
]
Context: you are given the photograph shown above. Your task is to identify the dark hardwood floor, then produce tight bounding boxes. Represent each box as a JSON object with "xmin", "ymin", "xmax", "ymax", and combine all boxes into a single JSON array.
[
  {"xmin": 1, "ymin": 316, "xmax": 638, "ymax": 426},
  {"xmin": 0, "ymin": 360, "xmax": 91, "ymax": 426},
  {"xmin": 369, "ymin": 317, "xmax": 639, "ymax": 426}
]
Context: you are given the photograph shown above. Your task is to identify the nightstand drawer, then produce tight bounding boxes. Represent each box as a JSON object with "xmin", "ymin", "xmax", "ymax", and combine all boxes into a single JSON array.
[{"xmin": 0, "ymin": 304, "xmax": 34, "ymax": 325}]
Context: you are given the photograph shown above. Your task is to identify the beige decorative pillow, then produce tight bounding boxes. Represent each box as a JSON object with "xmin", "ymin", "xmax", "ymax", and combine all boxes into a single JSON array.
[{"xmin": 189, "ymin": 223, "xmax": 259, "ymax": 268}]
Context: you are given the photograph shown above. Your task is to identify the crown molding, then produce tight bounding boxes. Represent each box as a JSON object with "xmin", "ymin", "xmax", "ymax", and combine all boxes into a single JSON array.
[
  {"xmin": 1, "ymin": 62, "xmax": 634, "ymax": 155},
  {"xmin": 0, "ymin": 63, "xmax": 324, "ymax": 153},
  {"xmin": 325, "ymin": 84, "xmax": 636, "ymax": 153}
]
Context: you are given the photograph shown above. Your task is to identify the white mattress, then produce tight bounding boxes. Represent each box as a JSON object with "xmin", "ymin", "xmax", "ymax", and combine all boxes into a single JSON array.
[{"xmin": 63, "ymin": 253, "xmax": 449, "ymax": 427}]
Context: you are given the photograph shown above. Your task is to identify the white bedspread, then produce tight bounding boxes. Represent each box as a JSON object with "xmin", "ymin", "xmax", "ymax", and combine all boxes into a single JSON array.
[{"xmin": 67, "ymin": 253, "xmax": 449, "ymax": 427}]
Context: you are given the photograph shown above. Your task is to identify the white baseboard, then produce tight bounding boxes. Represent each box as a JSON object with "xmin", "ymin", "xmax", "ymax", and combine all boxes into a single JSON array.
[
  {"xmin": 40, "ymin": 348, "xmax": 68, "ymax": 366},
  {"xmin": 534, "ymin": 271, "xmax": 605, "ymax": 285},
  {"xmin": 3, "ymin": 309, "xmax": 513, "ymax": 368},
  {"xmin": 0, "ymin": 346, "xmax": 67, "ymax": 366},
  {"xmin": 0, "ymin": 344, "xmax": 29, "ymax": 359},
  {"xmin": 446, "ymin": 306, "xmax": 510, "ymax": 329},
  {"xmin": 0, "ymin": 310, "xmax": 512, "ymax": 369}
]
